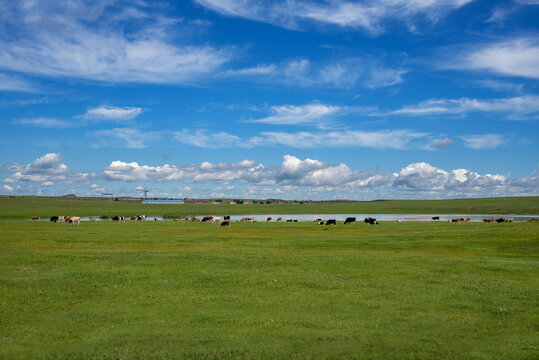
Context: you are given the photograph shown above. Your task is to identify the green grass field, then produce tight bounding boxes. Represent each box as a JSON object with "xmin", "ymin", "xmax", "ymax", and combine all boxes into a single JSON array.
[
  {"xmin": 1, "ymin": 197, "xmax": 538, "ymax": 359},
  {"xmin": 1, "ymin": 196, "xmax": 538, "ymax": 218}
]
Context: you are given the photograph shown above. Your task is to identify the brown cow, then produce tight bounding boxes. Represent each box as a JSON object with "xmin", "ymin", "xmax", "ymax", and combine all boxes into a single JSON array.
[
  {"xmin": 276, "ymin": 217, "xmax": 282, "ymax": 222},
  {"xmin": 528, "ymin": 218, "xmax": 538, "ymax": 222},
  {"xmin": 201, "ymin": 216, "xmax": 213, "ymax": 222},
  {"xmin": 221, "ymin": 220, "xmax": 230, "ymax": 227},
  {"xmin": 31, "ymin": 216, "xmax": 40, "ymax": 220},
  {"xmin": 483, "ymin": 218, "xmax": 494, "ymax": 223},
  {"xmin": 267, "ymin": 217, "xmax": 272, "ymax": 222}
]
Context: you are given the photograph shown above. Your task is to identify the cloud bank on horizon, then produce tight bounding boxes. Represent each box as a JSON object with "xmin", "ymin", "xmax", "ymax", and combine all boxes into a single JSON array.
[
  {"xmin": 0, "ymin": 0, "xmax": 537, "ymax": 199},
  {"xmin": 2, "ymin": 153, "xmax": 537, "ymax": 200}
]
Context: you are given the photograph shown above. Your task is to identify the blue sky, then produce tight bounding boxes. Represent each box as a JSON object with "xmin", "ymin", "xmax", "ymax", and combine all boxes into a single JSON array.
[{"xmin": 0, "ymin": 0, "xmax": 538, "ymax": 200}]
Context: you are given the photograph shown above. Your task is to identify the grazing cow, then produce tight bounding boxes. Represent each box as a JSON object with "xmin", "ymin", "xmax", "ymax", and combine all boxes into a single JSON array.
[
  {"xmin": 276, "ymin": 217, "xmax": 283, "ymax": 222},
  {"xmin": 31, "ymin": 216, "xmax": 40, "ymax": 220},
  {"xmin": 211, "ymin": 217, "xmax": 222, "ymax": 223},
  {"xmin": 314, "ymin": 219, "xmax": 322, "ymax": 222},
  {"xmin": 318, "ymin": 221, "xmax": 325, "ymax": 225},
  {"xmin": 137, "ymin": 215, "xmax": 146, "ymax": 221},
  {"xmin": 67, "ymin": 216, "xmax": 80, "ymax": 225},
  {"xmin": 364, "ymin": 217, "xmax": 378, "ymax": 225},
  {"xmin": 223, "ymin": 215, "xmax": 230, "ymax": 221},
  {"xmin": 267, "ymin": 217, "xmax": 272, "ymax": 222},
  {"xmin": 202, "ymin": 216, "xmax": 213, "ymax": 222},
  {"xmin": 483, "ymin": 218, "xmax": 494, "ymax": 223},
  {"xmin": 528, "ymin": 218, "xmax": 538, "ymax": 222},
  {"xmin": 293, "ymin": 219, "xmax": 298, "ymax": 222},
  {"xmin": 395, "ymin": 220, "xmax": 402, "ymax": 223},
  {"xmin": 130, "ymin": 216, "xmax": 137, "ymax": 220},
  {"xmin": 506, "ymin": 218, "xmax": 514, "ymax": 223},
  {"xmin": 495, "ymin": 218, "xmax": 506, "ymax": 223},
  {"xmin": 286, "ymin": 219, "xmax": 293, "ymax": 222},
  {"xmin": 241, "ymin": 217, "xmax": 254, "ymax": 222},
  {"xmin": 190, "ymin": 217, "xmax": 201, "ymax": 222},
  {"xmin": 451, "ymin": 218, "xmax": 464, "ymax": 223},
  {"xmin": 344, "ymin": 217, "xmax": 356, "ymax": 225},
  {"xmin": 432, "ymin": 216, "xmax": 440, "ymax": 221},
  {"xmin": 173, "ymin": 219, "xmax": 180, "ymax": 221},
  {"xmin": 64, "ymin": 216, "xmax": 74, "ymax": 223},
  {"xmin": 50, "ymin": 216, "xmax": 59, "ymax": 223},
  {"xmin": 326, "ymin": 219, "xmax": 337, "ymax": 226},
  {"xmin": 111, "ymin": 216, "xmax": 125, "ymax": 222},
  {"xmin": 221, "ymin": 220, "xmax": 230, "ymax": 227}
]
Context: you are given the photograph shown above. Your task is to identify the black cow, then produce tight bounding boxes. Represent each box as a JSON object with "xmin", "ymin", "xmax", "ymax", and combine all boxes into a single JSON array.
[
  {"xmin": 111, "ymin": 216, "xmax": 124, "ymax": 222},
  {"xmin": 364, "ymin": 217, "xmax": 378, "ymax": 225},
  {"xmin": 432, "ymin": 216, "xmax": 440, "ymax": 221},
  {"xmin": 326, "ymin": 219, "xmax": 337, "ymax": 226},
  {"xmin": 495, "ymin": 218, "xmax": 506, "ymax": 223},
  {"xmin": 50, "ymin": 216, "xmax": 59, "ymax": 223},
  {"xmin": 344, "ymin": 217, "xmax": 356, "ymax": 224},
  {"xmin": 223, "ymin": 215, "xmax": 230, "ymax": 221}
]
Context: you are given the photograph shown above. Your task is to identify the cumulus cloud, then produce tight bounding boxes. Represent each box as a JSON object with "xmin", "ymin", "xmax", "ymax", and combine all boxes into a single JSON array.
[
  {"xmin": 102, "ymin": 155, "xmax": 537, "ymax": 197},
  {"xmin": 444, "ymin": 38, "xmax": 539, "ymax": 79},
  {"xmin": 0, "ymin": 1, "xmax": 233, "ymax": 84},
  {"xmin": 224, "ymin": 58, "xmax": 405, "ymax": 88},
  {"xmin": 83, "ymin": 106, "xmax": 144, "ymax": 121},
  {"xmin": 459, "ymin": 134, "xmax": 507, "ymax": 149},
  {"xmin": 175, "ymin": 129, "xmax": 428, "ymax": 149},
  {"xmin": 195, "ymin": 0, "xmax": 475, "ymax": 34},
  {"xmin": 4, "ymin": 153, "xmax": 89, "ymax": 185}
]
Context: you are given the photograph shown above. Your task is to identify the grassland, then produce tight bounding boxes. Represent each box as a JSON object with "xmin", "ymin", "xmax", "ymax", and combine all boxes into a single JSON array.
[
  {"xmin": 0, "ymin": 195, "xmax": 538, "ymax": 219},
  {"xmin": 1, "ymin": 217, "xmax": 538, "ymax": 359}
]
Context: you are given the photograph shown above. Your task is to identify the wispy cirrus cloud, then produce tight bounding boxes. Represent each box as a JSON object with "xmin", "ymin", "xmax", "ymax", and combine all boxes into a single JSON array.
[
  {"xmin": 82, "ymin": 106, "xmax": 145, "ymax": 121},
  {"xmin": 92, "ymin": 128, "xmax": 161, "ymax": 149},
  {"xmin": 224, "ymin": 58, "xmax": 405, "ymax": 88},
  {"xmin": 174, "ymin": 128, "xmax": 428, "ymax": 150},
  {"xmin": 0, "ymin": 1, "xmax": 234, "ymax": 85},
  {"xmin": 443, "ymin": 38, "xmax": 539, "ymax": 79},
  {"xmin": 249, "ymin": 104, "xmax": 342, "ymax": 126},
  {"xmin": 14, "ymin": 117, "xmax": 72, "ymax": 128},
  {"xmin": 459, "ymin": 134, "xmax": 507, "ymax": 149},
  {"xmin": 0, "ymin": 73, "xmax": 39, "ymax": 92},
  {"xmin": 195, "ymin": 0, "xmax": 475, "ymax": 34},
  {"xmin": 382, "ymin": 95, "xmax": 539, "ymax": 119}
]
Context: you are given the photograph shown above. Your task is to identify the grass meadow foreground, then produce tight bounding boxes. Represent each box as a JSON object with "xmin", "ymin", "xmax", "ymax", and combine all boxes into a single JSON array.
[{"xmin": 0, "ymin": 219, "xmax": 538, "ymax": 359}]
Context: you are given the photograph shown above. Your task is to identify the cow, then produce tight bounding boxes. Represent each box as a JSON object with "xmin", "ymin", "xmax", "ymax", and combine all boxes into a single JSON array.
[
  {"xmin": 286, "ymin": 219, "xmax": 293, "ymax": 222},
  {"xmin": 67, "ymin": 216, "xmax": 80, "ymax": 225},
  {"xmin": 201, "ymin": 216, "xmax": 213, "ymax": 222},
  {"xmin": 276, "ymin": 217, "xmax": 283, "ymax": 222},
  {"xmin": 267, "ymin": 217, "xmax": 272, "ymax": 222},
  {"xmin": 451, "ymin": 218, "xmax": 464, "ymax": 223},
  {"xmin": 326, "ymin": 219, "xmax": 337, "ymax": 226},
  {"xmin": 293, "ymin": 219, "xmax": 298, "ymax": 222},
  {"xmin": 50, "ymin": 216, "xmax": 59, "ymax": 223},
  {"xmin": 223, "ymin": 215, "xmax": 231, "ymax": 221},
  {"xmin": 31, "ymin": 216, "xmax": 40, "ymax": 220},
  {"xmin": 344, "ymin": 217, "xmax": 356, "ymax": 224},
  {"xmin": 364, "ymin": 217, "xmax": 378, "ymax": 225},
  {"xmin": 137, "ymin": 215, "xmax": 146, "ymax": 221},
  {"xmin": 130, "ymin": 216, "xmax": 137, "ymax": 220},
  {"xmin": 190, "ymin": 217, "xmax": 201, "ymax": 222},
  {"xmin": 211, "ymin": 217, "xmax": 222, "ymax": 223},
  {"xmin": 173, "ymin": 219, "xmax": 180, "ymax": 221},
  {"xmin": 314, "ymin": 219, "xmax": 322, "ymax": 222},
  {"xmin": 495, "ymin": 218, "xmax": 506, "ymax": 223},
  {"xmin": 221, "ymin": 220, "xmax": 230, "ymax": 227},
  {"xmin": 483, "ymin": 218, "xmax": 494, "ymax": 223},
  {"xmin": 395, "ymin": 220, "xmax": 402, "ymax": 223},
  {"xmin": 528, "ymin": 218, "xmax": 538, "ymax": 222},
  {"xmin": 241, "ymin": 217, "xmax": 254, "ymax": 222},
  {"xmin": 432, "ymin": 216, "xmax": 440, "ymax": 221},
  {"xmin": 318, "ymin": 221, "xmax": 325, "ymax": 225},
  {"xmin": 506, "ymin": 218, "xmax": 514, "ymax": 223},
  {"xmin": 111, "ymin": 216, "xmax": 125, "ymax": 222}
]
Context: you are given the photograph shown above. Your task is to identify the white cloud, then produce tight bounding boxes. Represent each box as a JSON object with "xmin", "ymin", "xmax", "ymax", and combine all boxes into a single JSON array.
[
  {"xmin": 195, "ymin": 0, "xmax": 475, "ymax": 34},
  {"xmin": 102, "ymin": 155, "xmax": 537, "ymax": 197},
  {"xmin": 14, "ymin": 117, "xmax": 72, "ymax": 128},
  {"xmin": 385, "ymin": 95, "xmax": 539, "ymax": 119},
  {"xmin": 0, "ymin": 2, "xmax": 234, "ymax": 84},
  {"xmin": 429, "ymin": 138, "xmax": 454, "ymax": 148},
  {"xmin": 0, "ymin": 73, "xmax": 38, "ymax": 92},
  {"xmin": 83, "ymin": 106, "xmax": 144, "ymax": 121},
  {"xmin": 174, "ymin": 129, "xmax": 429, "ymax": 149},
  {"xmin": 459, "ymin": 134, "xmax": 507, "ymax": 149},
  {"xmin": 224, "ymin": 58, "xmax": 405, "ymax": 88},
  {"xmin": 250, "ymin": 104, "xmax": 342, "ymax": 126},
  {"xmin": 4, "ymin": 153, "xmax": 89, "ymax": 185},
  {"xmin": 92, "ymin": 128, "xmax": 161, "ymax": 149},
  {"xmin": 445, "ymin": 38, "xmax": 539, "ymax": 79}
]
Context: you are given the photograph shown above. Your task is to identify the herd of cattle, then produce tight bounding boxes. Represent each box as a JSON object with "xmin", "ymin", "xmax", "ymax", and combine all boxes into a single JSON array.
[{"xmin": 32, "ymin": 215, "xmax": 538, "ymax": 226}]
